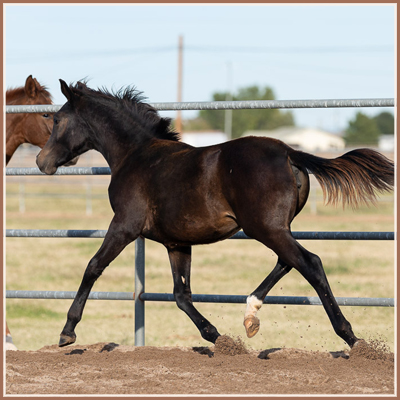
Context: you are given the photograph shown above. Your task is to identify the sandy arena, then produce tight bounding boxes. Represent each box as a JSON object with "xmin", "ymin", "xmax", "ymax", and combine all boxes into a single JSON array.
[{"xmin": 5, "ymin": 336, "xmax": 395, "ymax": 395}]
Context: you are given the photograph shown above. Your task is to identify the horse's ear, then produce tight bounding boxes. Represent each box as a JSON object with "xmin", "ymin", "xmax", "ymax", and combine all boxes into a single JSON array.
[
  {"xmin": 25, "ymin": 75, "xmax": 37, "ymax": 98},
  {"xmin": 60, "ymin": 79, "xmax": 77, "ymax": 105}
]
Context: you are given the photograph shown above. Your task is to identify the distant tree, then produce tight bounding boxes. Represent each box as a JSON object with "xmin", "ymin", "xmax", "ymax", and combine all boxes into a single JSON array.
[
  {"xmin": 344, "ymin": 112, "xmax": 380, "ymax": 145},
  {"xmin": 373, "ymin": 112, "xmax": 394, "ymax": 135},
  {"xmin": 195, "ymin": 85, "xmax": 294, "ymax": 139},
  {"xmin": 182, "ymin": 117, "xmax": 212, "ymax": 132}
]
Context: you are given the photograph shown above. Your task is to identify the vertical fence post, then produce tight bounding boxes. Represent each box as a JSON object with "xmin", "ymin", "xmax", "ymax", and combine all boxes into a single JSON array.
[{"xmin": 134, "ymin": 236, "xmax": 145, "ymax": 346}]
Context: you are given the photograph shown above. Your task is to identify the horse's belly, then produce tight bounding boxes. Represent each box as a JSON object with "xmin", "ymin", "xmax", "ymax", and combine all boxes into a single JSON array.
[{"xmin": 143, "ymin": 211, "xmax": 240, "ymax": 247}]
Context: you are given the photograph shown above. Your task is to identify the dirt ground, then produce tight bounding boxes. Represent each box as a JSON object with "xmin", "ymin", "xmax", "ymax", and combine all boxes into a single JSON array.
[{"xmin": 5, "ymin": 336, "xmax": 395, "ymax": 396}]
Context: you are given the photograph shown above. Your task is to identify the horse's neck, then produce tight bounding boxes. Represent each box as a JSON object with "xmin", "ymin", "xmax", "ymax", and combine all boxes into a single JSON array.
[
  {"xmin": 6, "ymin": 114, "xmax": 26, "ymax": 163},
  {"xmin": 84, "ymin": 108, "xmax": 151, "ymax": 171},
  {"xmin": 6, "ymin": 113, "xmax": 26, "ymax": 139},
  {"xmin": 89, "ymin": 125, "xmax": 139, "ymax": 172}
]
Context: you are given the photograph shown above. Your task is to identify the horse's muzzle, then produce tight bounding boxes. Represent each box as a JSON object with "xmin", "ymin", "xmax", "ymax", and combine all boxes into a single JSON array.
[{"xmin": 36, "ymin": 151, "xmax": 58, "ymax": 175}]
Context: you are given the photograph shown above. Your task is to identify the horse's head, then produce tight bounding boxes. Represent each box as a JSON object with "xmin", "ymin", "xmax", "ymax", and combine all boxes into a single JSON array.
[
  {"xmin": 6, "ymin": 76, "xmax": 54, "ymax": 149},
  {"xmin": 37, "ymin": 80, "xmax": 91, "ymax": 175}
]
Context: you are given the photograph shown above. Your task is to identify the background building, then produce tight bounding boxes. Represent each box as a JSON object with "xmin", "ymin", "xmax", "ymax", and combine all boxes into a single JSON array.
[
  {"xmin": 243, "ymin": 127, "xmax": 345, "ymax": 152},
  {"xmin": 180, "ymin": 131, "xmax": 228, "ymax": 147}
]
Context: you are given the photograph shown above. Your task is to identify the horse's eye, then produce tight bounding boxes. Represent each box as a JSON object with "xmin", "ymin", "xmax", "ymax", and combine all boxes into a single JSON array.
[
  {"xmin": 54, "ymin": 118, "xmax": 59, "ymax": 125},
  {"xmin": 43, "ymin": 114, "xmax": 49, "ymax": 118}
]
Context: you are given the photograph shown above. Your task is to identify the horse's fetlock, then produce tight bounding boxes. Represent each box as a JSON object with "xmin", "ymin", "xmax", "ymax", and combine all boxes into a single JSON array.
[
  {"xmin": 335, "ymin": 320, "xmax": 353, "ymax": 336},
  {"xmin": 200, "ymin": 325, "xmax": 220, "ymax": 344},
  {"xmin": 67, "ymin": 309, "xmax": 82, "ymax": 325}
]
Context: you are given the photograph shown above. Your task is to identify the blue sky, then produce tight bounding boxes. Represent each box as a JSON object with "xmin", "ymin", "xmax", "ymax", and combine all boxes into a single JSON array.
[{"xmin": 4, "ymin": 4, "xmax": 396, "ymax": 133}]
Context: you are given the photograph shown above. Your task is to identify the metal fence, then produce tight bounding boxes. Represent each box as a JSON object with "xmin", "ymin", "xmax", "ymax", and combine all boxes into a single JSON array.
[
  {"xmin": 5, "ymin": 98, "xmax": 395, "ymax": 114},
  {"xmin": 5, "ymin": 98, "xmax": 395, "ymax": 346}
]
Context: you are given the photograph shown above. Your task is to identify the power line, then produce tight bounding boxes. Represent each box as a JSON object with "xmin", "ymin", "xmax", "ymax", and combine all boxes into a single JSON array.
[
  {"xmin": 6, "ymin": 44, "xmax": 393, "ymax": 64},
  {"xmin": 186, "ymin": 45, "xmax": 393, "ymax": 54}
]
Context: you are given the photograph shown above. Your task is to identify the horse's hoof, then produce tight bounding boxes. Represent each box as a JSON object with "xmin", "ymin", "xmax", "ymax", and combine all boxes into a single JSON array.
[
  {"xmin": 243, "ymin": 316, "xmax": 260, "ymax": 338},
  {"xmin": 59, "ymin": 333, "xmax": 76, "ymax": 347}
]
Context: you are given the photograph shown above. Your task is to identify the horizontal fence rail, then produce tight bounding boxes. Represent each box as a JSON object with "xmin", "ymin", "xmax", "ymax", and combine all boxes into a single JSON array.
[
  {"xmin": 5, "ymin": 229, "xmax": 395, "ymax": 241},
  {"xmin": 6, "ymin": 167, "xmax": 111, "ymax": 176},
  {"xmin": 7, "ymin": 192, "xmax": 106, "ymax": 200},
  {"xmin": 5, "ymin": 98, "xmax": 395, "ymax": 114},
  {"xmin": 5, "ymin": 290, "xmax": 394, "ymax": 307}
]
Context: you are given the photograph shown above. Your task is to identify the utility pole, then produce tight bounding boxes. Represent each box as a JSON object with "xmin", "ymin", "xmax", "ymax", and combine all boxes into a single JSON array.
[
  {"xmin": 176, "ymin": 35, "xmax": 183, "ymax": 133},
  {"xmin": 224, "ymin": 62, "xmax": 233, "ymax": 141}
]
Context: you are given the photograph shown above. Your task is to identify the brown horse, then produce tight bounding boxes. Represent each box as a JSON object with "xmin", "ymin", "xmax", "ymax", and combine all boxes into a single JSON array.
[
  {"xmin": 5, "ymin": 75, "xmax": 54, "ymax": 350},
  {"xmin": 6, "ymin": 75, "xmax": 54, "ymax": 165},
  {"xmin": 37, "ymin": 80, "xmax": 394, "ymax": 349}
]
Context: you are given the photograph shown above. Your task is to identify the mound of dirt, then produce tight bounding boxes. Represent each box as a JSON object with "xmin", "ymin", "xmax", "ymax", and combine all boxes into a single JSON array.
[
  {"xmin": 349, "ymin": 339, "xmax": 394, "ymax": 362},
  {"xmin": 5, "ymin": 341, "xmax": 394, "ymax": 395},
  {"xmin": 213, "ymin": 335, "xmax": 248, "ymax": 356}
]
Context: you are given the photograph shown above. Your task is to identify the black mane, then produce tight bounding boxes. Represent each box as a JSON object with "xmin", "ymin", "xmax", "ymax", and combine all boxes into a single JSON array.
[{"xmin": 70, "ymin": 81, "xmax": 180, "ymax": 142}]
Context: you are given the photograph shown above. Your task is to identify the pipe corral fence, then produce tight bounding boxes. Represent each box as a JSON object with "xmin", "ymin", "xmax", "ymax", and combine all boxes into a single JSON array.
[{"xmin": 5, "ymin": 98, "xmax": 396, "ymax": 346}]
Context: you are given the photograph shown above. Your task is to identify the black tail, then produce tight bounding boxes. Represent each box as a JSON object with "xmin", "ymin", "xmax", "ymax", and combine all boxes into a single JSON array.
[{"xmin": 288, "ymin": 148, "xmax": 394, "ymax": 208}]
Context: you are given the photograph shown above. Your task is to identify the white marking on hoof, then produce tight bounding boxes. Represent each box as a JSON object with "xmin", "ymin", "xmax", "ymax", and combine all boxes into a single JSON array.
[
  {"xmin": 244, "ymin": 295, "xmax": 263, "ymax": 319},
  {"xmin": 243, "ymin": 295, "xmax": 263, "ymax": 338}
]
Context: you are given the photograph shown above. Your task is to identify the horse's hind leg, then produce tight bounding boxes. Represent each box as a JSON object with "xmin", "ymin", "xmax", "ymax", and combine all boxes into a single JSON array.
[
  {"xmin": 244, "ymin": 258, "xmax": 292, "ymax": 338},
  {"xmin": 248, "ymin": 229, "xmax": 359, "ymax": 348},
  {"xmin": 167, "ymin": 245, "xmax": 221, "ymax": 344}
]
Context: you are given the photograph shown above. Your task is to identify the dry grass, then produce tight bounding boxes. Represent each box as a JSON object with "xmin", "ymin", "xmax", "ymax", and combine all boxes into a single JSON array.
[{"xmin": 5, "ymin": 148, "xmax": 395, "ymax": 352}]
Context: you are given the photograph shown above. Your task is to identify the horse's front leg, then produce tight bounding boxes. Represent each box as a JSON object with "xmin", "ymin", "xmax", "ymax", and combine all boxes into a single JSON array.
[
  {"xmin": 59, "ymin": 218, "xmax": 137, "ymax": 347},
  {"xmin": 167, "ymin": 245, "xmax": 221, "ymax": 344},
  {"xmin": 244, "ymin": 258, "xmax": 292, "ymax": 338}
]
